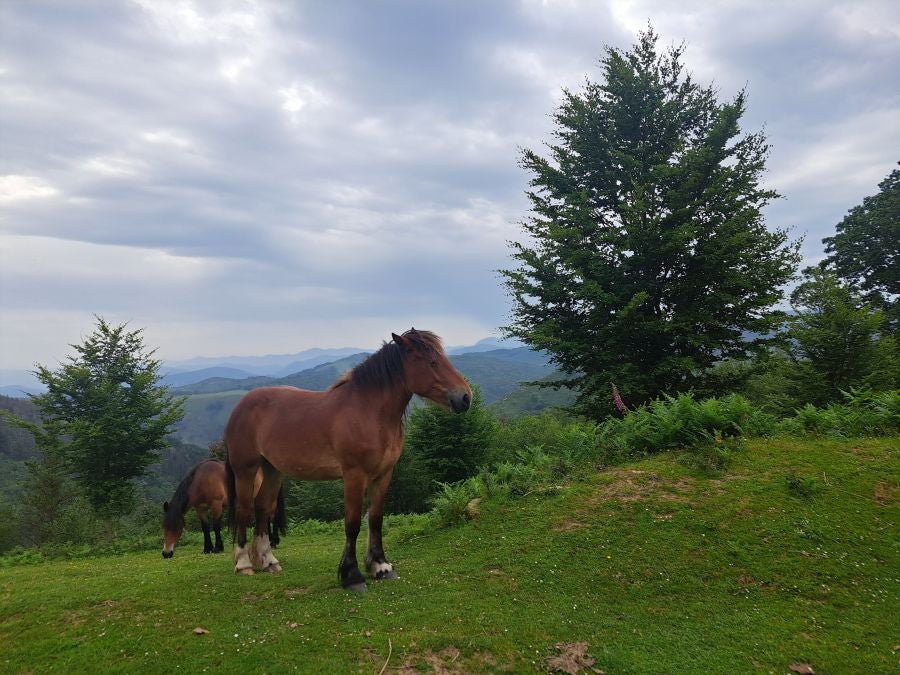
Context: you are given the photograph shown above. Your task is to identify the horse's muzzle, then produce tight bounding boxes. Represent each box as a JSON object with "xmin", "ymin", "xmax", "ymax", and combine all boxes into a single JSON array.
[
  {"xmin": 162, "ymin": 550, "xmax": 174, "ymax": 559},
  {"xmin": 449, "ymin": 390, "xmax": 471, "ymax": 413}
]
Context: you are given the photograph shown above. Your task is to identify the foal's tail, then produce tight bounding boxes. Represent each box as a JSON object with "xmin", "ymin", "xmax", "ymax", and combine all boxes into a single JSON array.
[{"xmin": 225, "ymin": 447, "xmax": 237, "ymax": 542}]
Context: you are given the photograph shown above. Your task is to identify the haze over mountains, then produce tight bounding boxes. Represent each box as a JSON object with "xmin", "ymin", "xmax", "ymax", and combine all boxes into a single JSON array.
[{"xmin": 0, "ymin": 337, "xmax": 524, "ymax": 397}]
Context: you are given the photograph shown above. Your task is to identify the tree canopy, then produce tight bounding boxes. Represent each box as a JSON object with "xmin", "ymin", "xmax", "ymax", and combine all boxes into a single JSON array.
[
  {"xmin": 784, "ymin": 268, "xmax": 898, "ymax": 405},
  {"xmin": 821, "ymin": 164, "xmax": 899, "ymax": 331},
  {"xmin": 500, "ymin": 27, "xmax": 800, "ymax": 417},
  {"xmin": 5, "ymin": 317, "xmax": 184, "ymax": 515}
]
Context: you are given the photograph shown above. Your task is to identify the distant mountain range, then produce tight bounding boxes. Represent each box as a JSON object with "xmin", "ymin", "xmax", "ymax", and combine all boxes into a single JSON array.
[
  {"xmin": 0, "ymin": 337, "xmax": 526, "ymax": 397},
  {"xmin": 171, "ymin": 346, "xmax": 553, "ymax": 447}
]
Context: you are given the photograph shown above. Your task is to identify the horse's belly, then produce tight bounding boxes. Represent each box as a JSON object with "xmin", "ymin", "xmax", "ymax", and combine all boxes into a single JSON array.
[{"xmin": 281, "ymin": 457, "xmax": 343, "ymax": 481}]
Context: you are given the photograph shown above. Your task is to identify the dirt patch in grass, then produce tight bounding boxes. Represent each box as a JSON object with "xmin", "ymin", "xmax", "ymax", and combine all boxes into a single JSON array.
[
  {"xmin": 588, "ymin": 470, "xmax": 696, "ymax": 504},
  {"xmin": 546, "ymin": 641, "xmax": 598, "ymax": 674},
  {"xmin": 64, "ymin": 599, "xmax": 124, "ymax": 627},
  {"xmin": 553, "ymin": 519, "xmax": 586, "ymax": 532},
  {"xmin": 393, "ymin": 647, "xmax": 504, "ymax": 674},
  {"xmin": 872, "ymin": 481, "xmax": 898, "ymax": 506}
]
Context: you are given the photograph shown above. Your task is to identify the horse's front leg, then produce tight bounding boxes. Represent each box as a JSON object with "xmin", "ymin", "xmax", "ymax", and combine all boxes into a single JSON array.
[
  {"xmin": 365, "ymin": 468, "xmax": 398, "ymax": 581},
  {"xmin": 338, "ymin": 470, "xmax": 367, "ymax": 592}
]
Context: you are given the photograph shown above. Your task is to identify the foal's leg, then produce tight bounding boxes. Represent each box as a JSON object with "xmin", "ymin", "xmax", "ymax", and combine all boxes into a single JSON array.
[
  {"xmin": 338, "ymin": 470, "xmax": 367, "ymax": 592},
  {"xmin": 198, "ymin": 505, "xmax": 214, "ymax": 554},
  {"xmin": 211, "ymin": 501, "xmax": 225, "ymax": 553},
  {"xmin": 250, "ymin": 465, "xmax": 283, "ymax": 573},
  {"xmin": 365, "ymin": 468, "xmax": 398, "ymax": 580}
]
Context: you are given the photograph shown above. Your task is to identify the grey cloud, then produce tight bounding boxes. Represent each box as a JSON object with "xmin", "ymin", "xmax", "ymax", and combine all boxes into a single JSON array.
[{"xmin": 1, "ymin": 0, "xmax": 898, "ymax": 369}]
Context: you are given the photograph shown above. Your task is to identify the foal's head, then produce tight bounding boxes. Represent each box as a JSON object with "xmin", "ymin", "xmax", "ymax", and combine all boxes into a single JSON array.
[
  {"xmin": 161, "ymin": 500, "xmax": 184, "ymax": 559},
  {"xmin": 393, "ymin": 329, "xmax": 472, "ymax": 413}
]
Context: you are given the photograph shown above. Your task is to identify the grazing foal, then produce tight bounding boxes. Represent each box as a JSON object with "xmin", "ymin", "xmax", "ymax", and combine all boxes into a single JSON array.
[{"xmin": 162, "ymin": 460, "xmax": 283, "ymax": 558}]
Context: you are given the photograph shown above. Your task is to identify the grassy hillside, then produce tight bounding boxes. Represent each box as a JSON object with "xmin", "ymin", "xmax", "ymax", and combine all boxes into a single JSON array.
[
  {"xmin": 173, "ymin": 391, "xmax": 248, "ymax": 448},
  {"xmin": 490, "ymin": 379, "xmax": 577, "ymax": 419},
  {"xmin": 1, "ymin": 437, "xmax": 896, "ymax": 673}
]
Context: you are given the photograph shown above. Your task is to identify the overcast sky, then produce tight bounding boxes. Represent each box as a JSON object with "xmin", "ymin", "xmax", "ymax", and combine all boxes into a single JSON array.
[{"xmin": 1, "ymin": 0, "xmax": 898, "ymax": 376}]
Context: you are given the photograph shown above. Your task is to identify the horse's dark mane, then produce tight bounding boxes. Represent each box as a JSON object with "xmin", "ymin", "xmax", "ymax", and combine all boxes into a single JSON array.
[
  {"xmin": 333, "ymin": 329, "xmax": 442, "ymax": 391},
  {"xmin": 163, "ymin": 459, "xmax": 216, "ymax": 530}
]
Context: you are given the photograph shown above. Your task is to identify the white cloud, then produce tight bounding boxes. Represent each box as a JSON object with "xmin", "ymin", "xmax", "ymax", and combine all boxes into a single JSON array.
[{"xmin": 0, "ymin": 175, "xmax": 59, "ymax": 202}]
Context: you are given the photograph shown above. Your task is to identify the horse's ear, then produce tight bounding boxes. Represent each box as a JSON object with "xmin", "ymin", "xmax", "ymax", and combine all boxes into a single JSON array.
[
  {"xmin": 163, "ymin": 501, "xmax": 169, "ymax": 513},
  {"xmin": 392, "ymin": 333, "xmax": 409, "ymax": 349}
]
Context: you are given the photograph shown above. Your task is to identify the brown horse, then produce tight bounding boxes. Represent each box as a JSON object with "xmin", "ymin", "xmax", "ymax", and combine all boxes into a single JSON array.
[
  {"xmin": 225, "ymin": 329, "xmax": 471, "ymax": 591},
  {"xmin": 162, "ymin": 459, "xmax": 285, "ymax": 558}
]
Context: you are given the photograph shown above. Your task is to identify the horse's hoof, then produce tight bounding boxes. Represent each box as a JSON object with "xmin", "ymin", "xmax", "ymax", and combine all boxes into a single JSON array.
[
  {"xmin": 265, "ymin": 563, "xmax": 282, "ymax": 573},
  {"xmin": 203, "ymin": 550, "xmax": 212, "ymax": 555},
  {"xmin": 345, "ymin": 582, "xmax": 367, "ymax": 593},
  {"xmin": 237, "ymin": 567, "xmax": 255, "ymax": 576},
  {"xmin": 375, "ymin": 569, "xmax": 398, "ymax": 581}
]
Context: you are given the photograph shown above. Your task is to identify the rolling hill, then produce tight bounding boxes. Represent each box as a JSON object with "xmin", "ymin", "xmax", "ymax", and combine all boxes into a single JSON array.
[{"xmin": 1, "ymin": 437, "xmax": 895, "ymax": 673}]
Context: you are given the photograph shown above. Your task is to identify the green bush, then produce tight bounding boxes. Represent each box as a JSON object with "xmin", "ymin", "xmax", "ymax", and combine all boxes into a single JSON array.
[
  {"xmin": 429, "ymin": 480, "xmax": 479, "ymax": 528},
  {"xmin": 596, "ymin": 393, "xmax": 774, "ymax": 458},
  {"xmin": 287, "ymin": 480, "xmax": 346, "ymax": 522},
  {"xmin": 777, "ymin": 389, "xmax": 900, "ymax": 437}
]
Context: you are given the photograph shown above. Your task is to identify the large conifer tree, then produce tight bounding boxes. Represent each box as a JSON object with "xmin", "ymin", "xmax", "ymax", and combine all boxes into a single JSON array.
[{"xmin": 501, "ymin": 28, "xmax": 800, "ymax": 416}]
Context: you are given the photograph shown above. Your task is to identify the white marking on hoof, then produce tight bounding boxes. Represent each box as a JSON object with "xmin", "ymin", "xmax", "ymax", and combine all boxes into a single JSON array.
[
  {"xmin": 249, "ymin": 533, "xmax": 273, "ymax": 570},
  {"xmin": 233, "ymin": 545, "xmax": 253, "ymax": 574},
  {"xmin": 368, "ymin": 560, "xmax": 396, "ymax": 579},
  {"xmin": 263, "ymin": 548, "xmax": 280, "ymax": 568}
]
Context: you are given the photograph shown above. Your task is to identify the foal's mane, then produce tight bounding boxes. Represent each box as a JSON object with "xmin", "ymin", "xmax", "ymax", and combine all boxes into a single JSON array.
[
  {"xmin": 163, "ymin": 459, "xmax": 215, "ymax": 530},
  {"xmin": 330, "ymin": 329, "xmax": 442, "ymax": 391}
]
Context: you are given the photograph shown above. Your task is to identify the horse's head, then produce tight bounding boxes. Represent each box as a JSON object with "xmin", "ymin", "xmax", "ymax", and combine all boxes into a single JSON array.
[
  {"xmin": 393, "ymin": 329, "xmax": 472, "ymax": 413},
  {"xmin": 161, "ymin": 500, "xmax": 184, "ymax": 559}
]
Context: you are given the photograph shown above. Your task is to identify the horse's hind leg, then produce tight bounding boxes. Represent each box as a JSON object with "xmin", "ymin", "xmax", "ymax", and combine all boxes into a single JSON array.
[
  {"xmin": 250, "ymin": 463, "xmax": 283, "ymax": 573},
  {"xmin": 198, "ymin": 505, "xmax": 214, "ymax": 553},
  {"xmin": 364, "ymin": 468, "xmax": 398, "ymax": 581},
  {"xmin": 231, "ymin": 469, "xmax": 257, "ymax": 575}
]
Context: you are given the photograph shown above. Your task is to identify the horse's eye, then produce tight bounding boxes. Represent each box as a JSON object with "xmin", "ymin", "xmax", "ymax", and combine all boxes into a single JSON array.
[{"xmin": 430, "ymin": 360, "xmax": 438, "ymax": 369}]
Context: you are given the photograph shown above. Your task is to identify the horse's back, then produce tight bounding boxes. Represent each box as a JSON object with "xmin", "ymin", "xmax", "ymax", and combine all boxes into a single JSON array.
[
  {"xmin": 191, "ymin": 459, "xmax": 227, "ymax": 506},
  {"xmin": 225, "ymin": 386, "xmax": 343, "ymax": 480}
]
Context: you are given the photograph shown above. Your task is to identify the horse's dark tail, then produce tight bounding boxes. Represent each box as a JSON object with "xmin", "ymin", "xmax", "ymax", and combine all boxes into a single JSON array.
[
  {"xmin": 269, "ymin": 483, "xmax": 287, "ymax": 547},
  {"xmin": 225, "ymin": 447, "xmax": 237, "ymax": 542},
  {"xmin": 275, "ymin": 483, "xmax": 287, "ymax": 535}
]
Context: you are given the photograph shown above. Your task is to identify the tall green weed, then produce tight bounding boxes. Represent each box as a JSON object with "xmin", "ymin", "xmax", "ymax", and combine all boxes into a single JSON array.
[
  {"xmin": 777, "ymin": 389, "xmax": 900, "ymax": 437},
  {"xmin": 597, "ymin": 393, "xmax": 775, "ymax": 458}
]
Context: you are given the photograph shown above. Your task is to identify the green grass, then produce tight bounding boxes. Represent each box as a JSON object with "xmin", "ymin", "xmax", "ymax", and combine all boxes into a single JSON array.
[{"xmin": 1, "ymin": 438, "xmax": 897, "ymax": 673}]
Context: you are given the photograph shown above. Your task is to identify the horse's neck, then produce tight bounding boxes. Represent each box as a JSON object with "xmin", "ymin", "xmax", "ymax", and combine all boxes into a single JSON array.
[{"xmin": 339, "ymin": 380, "xmax": 411, "ymax": 427}]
